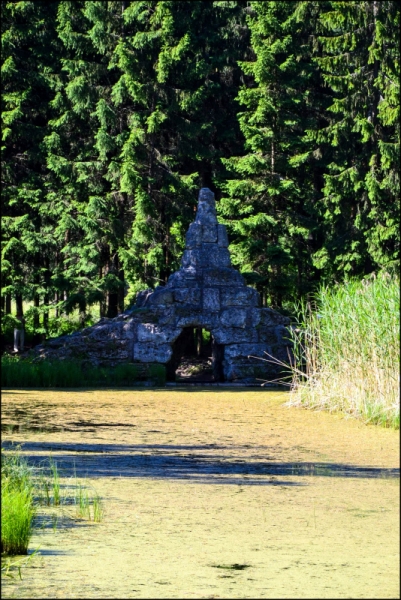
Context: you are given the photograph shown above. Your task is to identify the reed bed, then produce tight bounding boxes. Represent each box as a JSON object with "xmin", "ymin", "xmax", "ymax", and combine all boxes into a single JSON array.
[{"xmin": 283, "ymin": 273, "xmax": 399, "ymax": 428}]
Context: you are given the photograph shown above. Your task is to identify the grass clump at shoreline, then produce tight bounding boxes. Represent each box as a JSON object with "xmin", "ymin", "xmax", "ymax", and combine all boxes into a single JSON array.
[
  {"xmin": 1, "ymin": 357, "xmax": 166, "ymax": 388},
  {"xmin": 1, "ymin": 447, "xmax": 104, "ymax": 565},
  {"xmin": 284, "ymin": 272, "xmax": 399, "ymax": 428},
  {"xmin": 1, "ymin": 450, "xmax": 36, "ymax": 555}
]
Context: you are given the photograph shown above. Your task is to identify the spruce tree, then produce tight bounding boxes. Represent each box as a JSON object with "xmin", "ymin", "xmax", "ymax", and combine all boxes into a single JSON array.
[
  {"xmin": 311, "ymin": 0, "xmax": 400, "ymax": 276},
  {"xmin": 1, "ymin": 0, "xmax": 61, "ymax": 338},
  {"xmin": 108, "ymin": 0, "xmax": 249, "ymax": 293},
  {"xmin": 219, "ymin": 1, "xmax": 329, "ymax": 306},
  {"xmin": 45, "ymin": 0, "xmax": 130, "ymax": 319}
]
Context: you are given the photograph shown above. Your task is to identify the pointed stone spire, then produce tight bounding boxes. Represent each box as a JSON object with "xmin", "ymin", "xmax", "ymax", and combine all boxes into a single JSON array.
[{"xmin": 180, "ymin": 188, "xmax": 231, "ymax": 269}]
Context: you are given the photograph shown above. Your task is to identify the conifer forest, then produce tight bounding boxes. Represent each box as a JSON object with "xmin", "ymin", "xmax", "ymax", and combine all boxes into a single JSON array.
[{"xmin": 2, "ymin": 1, "xmax": 399, "ymax": 338}]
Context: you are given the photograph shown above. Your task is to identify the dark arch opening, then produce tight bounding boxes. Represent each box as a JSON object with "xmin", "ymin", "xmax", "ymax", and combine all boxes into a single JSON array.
[{"xmin": 166, "ymin": 327, "xmax": 224, "ymax": 383}]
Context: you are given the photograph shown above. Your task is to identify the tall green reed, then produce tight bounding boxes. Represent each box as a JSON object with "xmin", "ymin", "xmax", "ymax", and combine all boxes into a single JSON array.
[
  {"xmin": 1, "ymin": 449, "xmax": 105, "ymax": 560},
  {"xmin": 1, "ymin": 449, "xmax": 36, "ymax": 555},
  {"xmin": 49, "ymin": 457, "xmax": 60, "ymax": 506},
  {"xmin": 286, "ymin": 272, "xmax": 399, "ymax": 428}
]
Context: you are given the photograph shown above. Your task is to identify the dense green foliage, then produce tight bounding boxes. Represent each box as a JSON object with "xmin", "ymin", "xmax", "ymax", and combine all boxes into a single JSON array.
[
  {"xmin": 1, "ymin": 355, "xmax": 166, "ymax": 386},
  {"xmin": 2, "ymin": 1, "xmax": 399, "ymax": 340}
]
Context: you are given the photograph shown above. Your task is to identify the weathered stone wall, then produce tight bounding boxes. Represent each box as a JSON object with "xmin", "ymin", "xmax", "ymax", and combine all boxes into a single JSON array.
[{"xmin": 32, "ymin": 189, "xmax": 293, "ymax": 383}]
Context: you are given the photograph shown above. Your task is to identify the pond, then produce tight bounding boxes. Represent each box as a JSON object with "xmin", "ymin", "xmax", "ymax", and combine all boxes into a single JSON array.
[{"xmin": 1, "ymin": 388, "xmax": 399, "ymax": 599}]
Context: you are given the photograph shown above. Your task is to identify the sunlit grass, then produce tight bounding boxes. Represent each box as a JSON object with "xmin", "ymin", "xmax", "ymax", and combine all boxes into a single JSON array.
[
  {"xmin": 92, "ymin": 493, "xmax": 104, "ymax": 523},
  {"xmin": 261, "ymin": 272, "xmax": 399, "ymax": 428},
  {"xmin": 49, "ymin": 457, "xmax": 61, "ymax": 506},
  {"xmin": 1, "ymin": 448, "xmax": 104, "ymax": 565},
  {"xmin": 36, "ymin": 459, "xmax": 105, "ymax": 522},
  {"xmin": 1, "ymin": 449, "xmax": 36, "ymax": 555},
  {"xmin": 287, "ymin": 272, "xmax": 400, "ymax": 428}
]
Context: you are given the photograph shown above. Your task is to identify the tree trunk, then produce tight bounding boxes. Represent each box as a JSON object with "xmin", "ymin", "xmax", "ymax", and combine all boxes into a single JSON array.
[
  {"xmin": 106, "ymin": 253, "xmax": 121, "ymax": 319},
  {"xmin": 43, "ymin": 293, "xmax": 49, "ymax": 335},
  {"xmin": 14, "ymin": 293, "xmax": 25, "ymax": 353},
  {"xmin": 99, "ymin": 266, "xmax": 106, "ymax": 317},
  {"xmin": 55, "ymin": 292, "xmax": 59, "ymax": 318},
  {"xmin": 118, "ymin": 267, "xmax": 125, "ymax": 314},
  {"xmin": 33, "ymin": 294, "xmax": 41, "ymax": 346},
  {"xmin": 43, "ymin": 256, "xmax": 51, "ymax": 335},
  {"xmin": 15, "ymin": 294, "xmax": 23, "ymax": 316},
  {"xmin": 107, "ymin": 292, "xmax": 118, "ymax": 319},
  {"xmin": 200, "ymin": 163, "xmax": 213, "ymax": 190},
  {"xmin": 196, "ymin": 327, "xmax": 202, "ymax": 357}
]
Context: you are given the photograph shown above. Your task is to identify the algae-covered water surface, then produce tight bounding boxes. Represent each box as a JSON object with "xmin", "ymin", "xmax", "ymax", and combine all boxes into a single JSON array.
[{"xmin": 1, "ymin": 388, "xmax": 399, "ymax": 599}]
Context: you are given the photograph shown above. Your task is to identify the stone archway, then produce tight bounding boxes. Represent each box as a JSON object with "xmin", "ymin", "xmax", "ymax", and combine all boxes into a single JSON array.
[
  {"xmin": 32, "ymin": 188, "xmax": 293, "ymax": 385},
  {"xmin": 166, "ymin": 327, "xmax": 225, "ymax": 383},
  {"xmin": 128, "ymin": 187, "xmax": 292, "ymax": 383}
]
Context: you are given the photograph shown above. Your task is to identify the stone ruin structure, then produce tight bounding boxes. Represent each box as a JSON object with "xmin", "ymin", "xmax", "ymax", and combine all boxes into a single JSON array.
[{"xmin": 33, "ymin": 188, "xmax": 292, "ymax": 383}]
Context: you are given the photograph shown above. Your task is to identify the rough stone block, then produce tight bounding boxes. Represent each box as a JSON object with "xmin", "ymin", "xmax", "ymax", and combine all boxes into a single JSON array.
[
  {"xmin": 174, "ymin": 288, "xmax": 201, "ymax": 306},
  {"xmin": 185, "ymin": 222, "xmax": 202, "ymax": 249},
  {"xmin": 224, "ymin": 343, "xmax": 270, "ymax": 361},
  {"xmin": 88, "ymin": 322, "xmax": 126, "ymax": 342},
  {"xmin": 181, "ymin": 247, "xmax": 231, "ymax": 269},
  {"xmin": 148, "ymin": 288, "xmax": 173, "ymax": 306},
  {"xmin": 180, "ymin": 250, "xmax": 199, "ymax": 269},
  {"xmin": 195, "ymin": 212, "xmax": 217, "ymax": 227},
  {"xmin": 203, "ymin": 268, "xmax": 245, "ymax": 287},
  {"xmin": 137, "ymin": 323, "xmax": 180, "ymax": 343},
  {"xmin": 223, "ymin": 363, "xmax": 247, "ymax": 381},
  {"xmin": 275, "ymin": 325, "xmax": 292, "ymax": 345},
  {"xmin": 126, "ymin": 307, "xmax": 157, "ymax": 322},
  {"xmin": 202, "ymin": 314, "xmax": 220, "ymax": 330},
  {"xmin": 135, "ymin": 289, "xmax": 153, "ymax": 307},
  {"xmin": 203, "ymin": 288, "xmax": 220, "ymax": 312},
  {"xmin": 155, "ymin": 307, "xmax": 176, "ymax": 326},
  {"xmin": 195, "ymin": 195, "xmax": 217, "ymax": 218},
  {"xmin": 223, "ymin": 362, "xmax": 282, "ymax": 381},
  {"xmin": 220, "ymin": 308, "xmax": 247, "ymax": 328},
  {"xmin": 257, "ymin": 327, "xmax": 279, "ymax": 345},
  {"xmin": 198, "ymin": 187, "xmax": 217, "ymax": 212},
  {"xmin": 247, "ymin": 308, "xmax": 261, "ymax": 328},
  {"xmin": 175, "ymin": 308, "xmax": 203, "ymax": 328},
  {"xmin": 260, "ymin": 308, "xmax": 291, "ymax": 326},
  {"xmin": 212, "ymin": 327, "xmax": 258, "ymax": 345},
  {"xmin": 222, "ymin": 362, "xmax": 269, "ymax": 382},
  {"xmin": 46, "ymin": 338, "xmax": 66, "ymax": 349},
  {"xmin": 202, "ymin": 224, "xmax": 217, "ymax": 243},
  {"xmin": 122, "ymin": 323, "xmax": 135, "ymax": 339},
  {"xmin": 133, "ymin": 343, "xmax": 172, "ymax": 363},
  {"xmin": 167, "ymin": 269, "xmax": 198, "ymax": 287},
  {"xmin": 217, "ymin": 224, "xmax": 228, "ymax": 247},
  {"xmin": 87, "ymin": 324, "xmax": 112, "ymax": 340},
  {"xmin": 221, "ymin": 287, "xmax": 259, "ymax": 307},
  {"xmin": 174, "ymin": 307, "xmax": 219, "ymax": 329},
  {"xmin": 208, "ymin": 246, "xmax": 231, "ymax": 267},
  {"xmin": 270, "ymin": 344, "xmax": 293, "ymax": 365}
]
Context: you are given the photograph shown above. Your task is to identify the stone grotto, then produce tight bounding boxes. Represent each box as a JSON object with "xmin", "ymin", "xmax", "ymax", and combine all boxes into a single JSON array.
[{"xmin": 32, "ymin": 188, "xmax": 293, "ymax": 384}]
